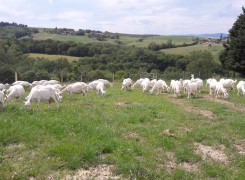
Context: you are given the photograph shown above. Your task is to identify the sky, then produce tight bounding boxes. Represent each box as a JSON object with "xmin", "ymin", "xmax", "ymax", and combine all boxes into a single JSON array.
[{"xmin": 0, "ymin": 0, "xmax": 244, "ymax": 35}]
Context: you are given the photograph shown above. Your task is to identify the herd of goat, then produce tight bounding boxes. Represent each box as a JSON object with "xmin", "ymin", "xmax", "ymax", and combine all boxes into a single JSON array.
[{"xmin": 0, "ymin": 74, "xmax": 244, "ymax": 110}]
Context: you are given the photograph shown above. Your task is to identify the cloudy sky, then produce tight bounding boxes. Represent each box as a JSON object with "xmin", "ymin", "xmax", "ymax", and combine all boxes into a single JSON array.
[{"xmin": 0, "ymin": 0, "xmax": 244, "ymax": 35}]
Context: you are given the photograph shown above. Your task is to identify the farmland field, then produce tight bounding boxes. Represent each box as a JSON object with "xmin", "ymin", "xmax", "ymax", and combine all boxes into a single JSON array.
[
  {"xmin": 161, "ymin": 44, "xmax": 224, "ymax": 62},
  {"xmin": 0, "ymin": 82, "xmax": 244, "ymax": 179},
  {"xmin": 32, "ymin": 31, "xmax": 194, "ymax": 48},
  {"xmin": 27, "ymin": 53, "xmax": 81, "ymax": 62}
]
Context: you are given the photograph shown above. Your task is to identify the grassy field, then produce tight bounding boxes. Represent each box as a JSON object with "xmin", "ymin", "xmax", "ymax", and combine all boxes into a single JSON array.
[
  {"xmin": 0, "ymin": 82, "xmax": 244, "ymax": 179},
  {"xmin": 32, "ymin": 32, "xmax": 99, "ymax": 44},
  {"xmin": 32, "ymin": 31, "xmax": 194, "ymax": 48},
  {"xmin": 161, "ymin": 44, "xmax": 224, "ymax": 62},
  {"xmin": 27, "ymin": 53, "xmax": 80, "ymax": 62}
]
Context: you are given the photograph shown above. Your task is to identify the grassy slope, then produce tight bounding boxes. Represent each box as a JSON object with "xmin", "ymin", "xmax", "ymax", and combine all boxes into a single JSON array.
[
  {"xmin": 161, "ymin": 44, "xmax": 224, "ymax": 62},
  {"xmin": 32, "ymin": 32, "xmax": 194, "ymax": 48},
  {"xmin": 0, "ymin": 83, "xmax": 244, "ymax": 179}
]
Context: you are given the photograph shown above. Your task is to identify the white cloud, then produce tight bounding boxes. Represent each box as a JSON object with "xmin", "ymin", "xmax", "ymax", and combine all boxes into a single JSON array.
[
  {"xmin": 0, "ymin": 0, "xmax": 243, "ymax": 34},
  {"xmin": 49, "ymin": 0, "xmax": 53, "ymax": 5}
]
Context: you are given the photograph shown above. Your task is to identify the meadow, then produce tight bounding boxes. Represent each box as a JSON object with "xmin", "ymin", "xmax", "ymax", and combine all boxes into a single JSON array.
[
  {"xmin": 0, "ymin": 82, "xmax": 244, "ymax": 179},
  {"xmin": 32, "ymin": 32, "xmax": 194, "ymax": 48},
  {"xmin": 27, "ymin": 53, "xmax": 80, "ymax": 62},
  {"xmin": 161, "ymin": 44, "xmax": 224, "ymax": 62}
]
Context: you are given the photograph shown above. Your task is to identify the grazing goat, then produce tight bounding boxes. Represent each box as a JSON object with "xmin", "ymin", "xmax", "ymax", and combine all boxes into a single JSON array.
[
  {"xmin": 185, "ymin": 81, "xmax": 198, "ymax": 98},
  {"xmin": 96, "ymin": 82, "xmax": 106, "ymax": 96},
  {"xmin": 98, "ymin": 79, "xmax": 113, "ymax": 87},
  {"xmin": 180, "ymin": 79, "xmax": 191, "ymax": 94},
  {"xmin": 13, "ymin": 81, "xmax": 32, "ymax": 89},
  {"xmin": 131, "ymin": 78, "xmax": 144, "ymax": 89},
  {"xmin": 236, "ymin": 80, "xmax": 245, "ymax": 96},
  {"xmin": 5, "ymin": 85, "xmax": 25, "ymax": 102},
  {"xmin": 219, "ymin": 78, "xmax": 237, "ymax": 90},
  {"xmin": 206, "ymin": 78, "xmax": 217, "ymax": 87},
  {"xmin": 0, "ymin": 83, "xmax": 10, "ymax": 91},
  {"xmin": 191, "ymin": 74, "xmax": 203, "ymax": 92},
  {"xmin": 121, "ymin": 78, "xmax": 133, "ymax": 90},
  {"xmin": 215, "ymin": 82, "xmax": 229, "ymax": 98},
  {"xmin": 42, "ymin": 80, "xmax": 60, "ymax": 86},
  {"xmin": 0, "ymin": 90, "xmax": 5, "ymax": 107},
  {"xmin": 60, "ymin": 82, "xmax": 89, "ymax": 96},
  {"xmin": 170, "ymin": 80, "xmax": 182, "ymax": 98},
  {"xmin": 141, "ymin": 78, "xmax": 151, "ymax": 92},
  {"xmin": 24, "ymin": 86, "xmax": 59, "ymax": 110},
  {"xmin": 150, "ymin": 79, "xmax": 169, "ymax": 94}
]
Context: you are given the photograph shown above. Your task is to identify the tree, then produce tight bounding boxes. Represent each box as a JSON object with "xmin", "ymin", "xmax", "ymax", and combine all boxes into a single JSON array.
[
  {"xmin": 186, "ymin": 50, "xmax": 218, "ymax": 79},
  {"xmin": 220, "ymin": 7, "xmax": 245, "ymax": 76}
]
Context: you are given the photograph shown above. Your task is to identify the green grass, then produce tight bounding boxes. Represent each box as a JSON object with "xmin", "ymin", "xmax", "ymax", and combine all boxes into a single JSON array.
[
  {"xmin": 32, "ymin": 32, "xmax": 99, "ymax": 43},
  {"xmin": 32, "ymin": 32, "xmax": 194, "ymax": 48},
  {"xmin": 0, "ymin": 83, "xmax": 244, "ymax": 179},
  {"xmin": 161, "ymin": 44, "xmax": 224, "ymax": 62},
  {"xmin": 27, "ymin": 53, "xmax": 80, "ymax": 62}
]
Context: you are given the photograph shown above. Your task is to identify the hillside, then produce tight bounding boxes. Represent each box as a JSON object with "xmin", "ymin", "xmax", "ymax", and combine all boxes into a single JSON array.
[
  {"xmin": 161, "ymin": 44, "xmax": 224, "ymax": 62},
  {"xmin": 32, "ymin": 31, "xmax": 195, "ymax": 48},
  {"xmin": 0, "ymin": 23, "xmax": 228, "ymax": 83}
]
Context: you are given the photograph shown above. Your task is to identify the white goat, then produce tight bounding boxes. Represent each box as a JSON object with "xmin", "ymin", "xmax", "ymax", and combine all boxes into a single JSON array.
[
  {"xmin": 206, "ymin": 78, "xmax": 217, "ymax": 87},
  {"xmin": 60, "ymin": 82, "xmax": 89, "ymax": 96},
  {"xmin": 209, "ymin": 80, "xmax": 218, "ymax": 96},
  {"xmin": 26, "ymin": 85, "xmax": 62, "ymax": 101},
  {"xmin": 96, "ymin": 82, "xmax": 106, "ymax": 96},
  {"xmin": 42, "ymin": 80, "xmax": 60, "ymax": 86},
  {"xmin": 170, "ymin": 80, "xmax": 182, "ymax": 98},
  {"xmin": 185, "ymin": 81, "xmax": 198, "ymax": 98},
  {"xmin": 98, "ymin": 79, "xmax": 113, "ymax": 87},
  {"xmin": 0, "ymin": 83, "xmax": 10, "ymax": 90},
  {"xmin": 180, "ymin": 79, "xmax": 191, "ymax": 94},
  {"xmin": 236, "ymin": 80, "xmax": 245, "ymax": 96},
  {"xmin": 219, "ymin": 78, "xmax": 237, "ymax": 90},
  {"xmin": 121, "ymin": 78, "xmax": 133, "ymax": 90},
  {"xmin": 215, "ymin": 82, "xmax": 229, "ymax": 98},
  {"xmin": 13, "ymin": 81, "xmax": 32, "ymax": 89},
  {"xmin": 31, "ymin": 80, "xmax": 48, "ymax": 87},
  {"xmin": 0, "ymin": 90, "xmax": 5, "ymax": 107},
  {"xmin": 150, "ymin": 79, "xmax": 169, "ymax": 95},
  {"xmin": 191, "ymin": 74, "xmax": 203, "ymax": 92},
  {"xmin": 131, "ymin": 78, "xmax": 144, "ymax": 89},
  {"xmin": 24, "ymin": 86, "xmax": 59, "ymax": 110},
  {"xmin": 5, "ymin": 85, "xmax": 25, "ymax": 102},
  {"xmin": 141, "ymin": 78, "xmax": 150, "ymax": 92}
]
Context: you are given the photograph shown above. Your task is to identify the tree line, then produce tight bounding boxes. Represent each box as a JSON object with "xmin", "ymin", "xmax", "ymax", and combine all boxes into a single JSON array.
[{"xmin": 148, "ymin": 39, "xmax": 198, "ymax": 51}]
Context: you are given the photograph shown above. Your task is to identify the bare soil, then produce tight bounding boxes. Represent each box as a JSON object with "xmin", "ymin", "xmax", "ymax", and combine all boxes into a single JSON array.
[
  {"xmin": 194, "ymin": 143, "xmax": 229, "ymax": 164},
  {"xmin": 62, "ymin": 164, "xmax": 123, "ymax": 180}
]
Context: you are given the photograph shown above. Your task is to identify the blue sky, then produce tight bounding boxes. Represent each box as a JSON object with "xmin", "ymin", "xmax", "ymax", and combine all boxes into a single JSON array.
[{"xmin": 0, "ymin": 0, "xmax": 244, "ymax": 35}]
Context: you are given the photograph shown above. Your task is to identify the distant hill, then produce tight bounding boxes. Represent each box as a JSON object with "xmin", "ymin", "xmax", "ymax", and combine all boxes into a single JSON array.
[{"xmin": 188, "ymin": 33, "xmax": 228, "ymax": 38}]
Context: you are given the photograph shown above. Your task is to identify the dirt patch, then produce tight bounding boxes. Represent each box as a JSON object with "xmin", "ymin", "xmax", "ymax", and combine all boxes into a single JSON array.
[
  {"xmin": 165, "ymin": 152, "xmax": 199, "ymax": 172},
  {"xmin": 82, "ymin": 103, "xmax": 94, "ymax": 107},
  {"xmin": 165, "ymin": 152, "xmax": 177, "ymax": 171},
  {"xmin": 5, "ymin": 143, "xmax": 25, "ymax": 150},
  {"xmin": 124, "ymin": 131, "xmax": 145, "ymax": 142},
  {"xmin": 234, "ymin": 139, "xmax": 245, "ymax": 155},
  {"xmin": 63, "ymin": 164, "xmax": 123, "ymax": 180},
  {"xmin": 115, "ymin": 102, "xmax": 131, "ymax": 107},
  {"xmin": 194, "ymin": 143, "xmax": 229, "ymax": 164},
  {"xmin": 179, "ymin": 162, "xmax": 199, "ymax": 172}
]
